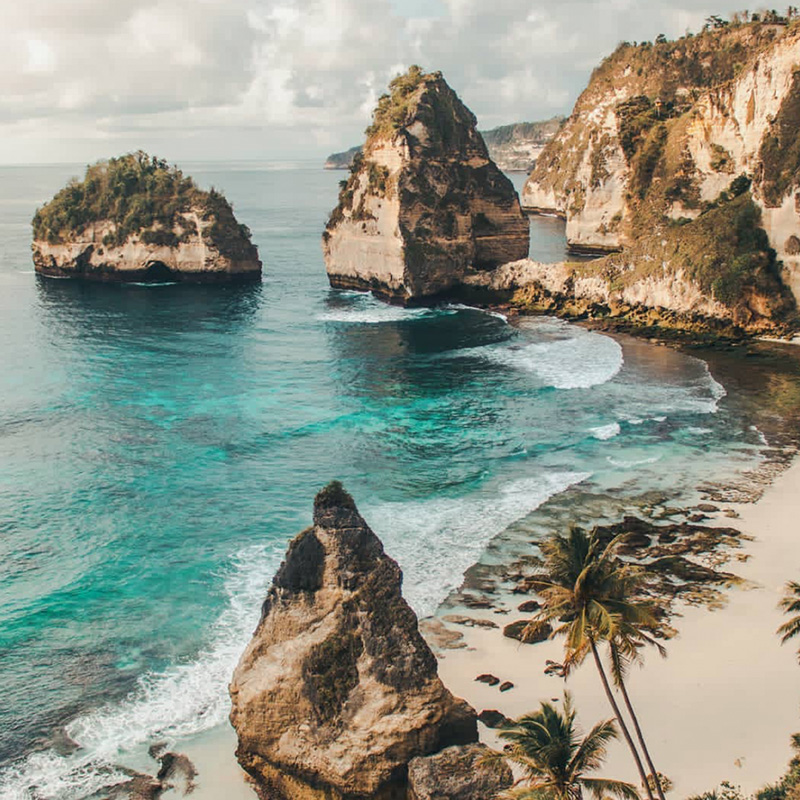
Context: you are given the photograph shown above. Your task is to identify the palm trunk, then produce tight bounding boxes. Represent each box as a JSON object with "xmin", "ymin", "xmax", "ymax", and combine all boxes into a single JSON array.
[
  {"xmin": 617, "ymin": 673, "xmax": 666, "ymax": 800},
  {"xmin": 589, "ymin": 636, "xmax": 654, "ymax": 800}
]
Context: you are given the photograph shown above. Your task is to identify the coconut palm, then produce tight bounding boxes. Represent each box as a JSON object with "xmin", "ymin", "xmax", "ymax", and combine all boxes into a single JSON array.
[
  {"xmin": 778, "ymin": 581, "xmax": 800, "ymax": 658},
  {"xmin": 498, "ymin": 693, "xmax": 640, "ymax": 800},
  {"xmin": 524, "ymin": 526, "xmax": 666, "ymax": 800},
  {"xmin": 608, "ymin": 634, "xmax": 668, "ymax": 800}
]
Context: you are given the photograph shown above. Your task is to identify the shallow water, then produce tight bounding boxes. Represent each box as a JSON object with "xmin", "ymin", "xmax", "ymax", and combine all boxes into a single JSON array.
[{"xmin": 0, "ymin": 161, "xmax": 785, "ymax": 799}]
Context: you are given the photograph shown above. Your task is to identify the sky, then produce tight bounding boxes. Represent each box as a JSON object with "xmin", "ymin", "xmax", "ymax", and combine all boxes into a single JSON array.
[{"xmin": 0, "ymin": 0, "xmax": 741, "ymax": 165}]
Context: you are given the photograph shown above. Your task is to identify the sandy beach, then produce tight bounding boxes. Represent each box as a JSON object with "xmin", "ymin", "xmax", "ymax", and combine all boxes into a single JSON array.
[
  {"xmin": 435, "ymin": 457, "xmax": 800, "ymax": 797},
  {"xmin": 182, "ymin": 456, "xmax": 800, "ymax": 799}
]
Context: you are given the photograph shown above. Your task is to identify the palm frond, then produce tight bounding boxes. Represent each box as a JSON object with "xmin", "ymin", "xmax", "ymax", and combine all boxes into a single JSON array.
[{"xmin": 581, "ymin": 776, "xmax": 640, "ymax": 800}]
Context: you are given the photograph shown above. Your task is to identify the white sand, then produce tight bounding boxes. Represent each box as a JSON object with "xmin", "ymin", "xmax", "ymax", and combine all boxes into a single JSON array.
[
  {"xmin": 436, "ymin": 458, "xmax": 800, "ymax": 797},
  {"xmin": 178, "ymin": 460, "xmax": 800, "ymax": 799},
  {"xmin": 166, "ymin": 724, "xmax": 255, "ymax": 800}
]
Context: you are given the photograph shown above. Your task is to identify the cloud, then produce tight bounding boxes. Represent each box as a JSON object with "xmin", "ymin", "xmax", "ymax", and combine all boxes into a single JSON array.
[{"xmin": 0, "ymin": 0, "xmax": 740, "ymax": 163}]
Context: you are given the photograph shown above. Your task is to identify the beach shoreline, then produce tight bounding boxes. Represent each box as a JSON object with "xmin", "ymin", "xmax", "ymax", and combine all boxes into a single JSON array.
[
  {"xmin": 432, "ymin": 455, "xmax": 800, "ymax": 798},
  {"xmin": 180, "ymin": 450, "xmax": 800, "ymax": 800}
]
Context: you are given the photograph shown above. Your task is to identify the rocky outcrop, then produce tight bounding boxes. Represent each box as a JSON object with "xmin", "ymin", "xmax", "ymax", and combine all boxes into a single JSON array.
[
  {"xmin": 521, "ymin": 20, "xmax": 800, "ymax": 322},
  {"xmin": 408, "ymin": 744, "xmax": 513, "ymax": 800},
  {"xmin": 464, "ymin": 255, "xmax": 794, "ymax": 336},
  {"xmin": 324, "ymin": 146, "xmax": 363, "ymax": 170},
  {"xmin": 32, "ymin": 152, "xmax": 261, "ymax": 283},
  {"xmin": 229, "ymin": 482, "xmax": 478, "ymax": 800},
  {"xmin": 480, "ymin": 118, "xmax": 564, "ymax": 172},
  {"xmin": 322, "ymin": 67, "xmax": 529, "ymax": 303}
]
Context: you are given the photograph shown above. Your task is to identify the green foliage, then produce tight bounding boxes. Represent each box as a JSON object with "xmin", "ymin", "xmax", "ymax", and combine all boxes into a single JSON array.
[
  {"xmin": 305, "ymin": 627, "xmax": 363, "ymax": 722},
  {"xmin": 32, "ymin": 151, "xmax": 254, "ymax": 259},
  {"xmin": 366, "ymin": 161, "xmax": 390, "ymax": 196},
  {"xmin": 617, "ymin": 96, "xmax": 662, "ymax": 161},
  {"xmin": 632, "ymin": 123, "xmax": 668, "ymax": 199},
  {"xmin": 710, "ymin": 143, "xmax": 734, "ymax": 173},
  {"xmin": 365, "ymin": 65, "xmax": 431, "ymax": 139},
  {"xmin": 760, "ymin": 70, "xmax": 800, "ymax": 206},
  {"xmin": 314, "ymin": 480, "xmax": 356, "ymax": 511},
  {"xmin": 689, "ymin": 781, "xmax": 747, "ymax": 800},
  {"xmin": 498, "ymin": 693, "xmax": 638, "ymax": 800}
]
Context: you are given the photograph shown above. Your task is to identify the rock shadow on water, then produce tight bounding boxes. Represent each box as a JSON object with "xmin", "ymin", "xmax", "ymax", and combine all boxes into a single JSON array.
[{"xmin": 35, "ymin": 276, "xmax": 263, "ymax": 341}]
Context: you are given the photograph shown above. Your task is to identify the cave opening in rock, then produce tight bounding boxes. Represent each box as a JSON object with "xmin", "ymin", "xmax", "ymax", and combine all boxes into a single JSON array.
[{"xmin": 143, "ymin": 261, "xmax": 175, "ymax": 282}]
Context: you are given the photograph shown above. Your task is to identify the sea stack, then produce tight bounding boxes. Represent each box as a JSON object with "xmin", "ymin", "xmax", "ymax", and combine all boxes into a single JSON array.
[
  {"xmin": 322, "ymin": 66, "xmax": 529, "ymax": 303},
  {"xmin": 32, "ymin": 151, "xmax": 261, "ymax": 283},
  {"xmin": 229, "ymin": 482, "xmax": 478, "ymax": 800}
]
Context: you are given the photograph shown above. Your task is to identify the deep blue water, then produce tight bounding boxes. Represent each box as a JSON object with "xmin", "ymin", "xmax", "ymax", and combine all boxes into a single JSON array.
[{"xmin": 0, "ymin": 162, "xmax": 776, "ymax": 798}]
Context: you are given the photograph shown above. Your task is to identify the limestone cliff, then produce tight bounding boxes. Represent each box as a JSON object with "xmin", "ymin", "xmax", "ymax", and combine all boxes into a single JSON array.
[
  {"xmin": 322, "ymin": 67, "xmax": 529, "ymax": 303},
  {"xmin": 229, "ymin": 482, "xmax": 478, "ymax": 800},
  {"xmin": 521, "ymin": 19, "xmax": 800, "ymax": 322},
  {"xmin": 32, "ymin": 152, "xmax": 260, "ymax": 283}
]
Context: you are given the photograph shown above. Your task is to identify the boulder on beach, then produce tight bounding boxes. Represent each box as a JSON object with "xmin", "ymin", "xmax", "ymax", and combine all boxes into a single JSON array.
[
  {"xmin": 408, "ymin": 743, "xmax": 513, "ymax": 800},
  {"xmin": 229, "ymin": 481, "xmax": 478, "ymax": 800}
]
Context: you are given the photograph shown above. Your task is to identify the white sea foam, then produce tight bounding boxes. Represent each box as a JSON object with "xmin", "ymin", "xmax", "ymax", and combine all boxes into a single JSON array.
[
  {"xmin": 607, "ymin": 454, "xmax": 662, "ymax": 468},
  {"xmin": 366, "ymin": 470, "xmax": 589, "ymax": 618},
  {"xmin": 0, "ymin": 544, "xmax": 282, "ymax": 800},
  {"xmin": 0, "ymin": 470, "xmax": 588, "ymax": 798},
  {"xmin": 443, "ymin": 303, "xmax": 509, "ymax": 322},
  {"xmin": 589, "ymin": 422, "xmax": 621, "ymax": 441},
  {"xmin": 318, "ymin": 305, "xmax": 434, "ymax": 324},
  {"xmin": 481, "ymin": 325, "xmax": 624, "ymax": 390}
]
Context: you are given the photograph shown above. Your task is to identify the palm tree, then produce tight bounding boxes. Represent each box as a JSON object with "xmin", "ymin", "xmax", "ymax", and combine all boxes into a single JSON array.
[
  {"xmin": 524, "ymin": 526, "xmax": 666, "ymax": 800},
  {"xmin": 608, "ymin": 633, "xmax": 668, "ymax": 800},
  {"xmin": 497, "ymin": 693, "xmax": 639, "ymax": 800},
  {"xmin": 778, "ymin": 581, "xmax": 800, "ymax": 658}
]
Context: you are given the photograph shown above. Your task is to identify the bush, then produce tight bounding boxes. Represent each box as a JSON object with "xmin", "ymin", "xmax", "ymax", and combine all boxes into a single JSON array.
[{"xmin": 32, "ymin": 151, "xmax": 254, "ymax": 259}]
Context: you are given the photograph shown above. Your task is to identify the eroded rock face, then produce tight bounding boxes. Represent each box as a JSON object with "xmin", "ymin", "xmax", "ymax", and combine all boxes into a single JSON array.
[
  {"xmin": 32, "ymin": 152, "xmax": 261, "ymax": 283},
  {"xmin": 323, "ymin": 67, "xmax": 529, "ymax": 303},
  {"xmin": 229, "ymin": 483, "xmax": 478, "ymax": 800},
  {"xmin": 521, "ymin": 22, "xmax": 800, "ymax": 318},
  {"xmin": 32, "ymin": 212, "xmax": 261, "ymax": 283},
  {"xmin": 408, "ymin": 744, "xmax": 513, "ymax": 800}
]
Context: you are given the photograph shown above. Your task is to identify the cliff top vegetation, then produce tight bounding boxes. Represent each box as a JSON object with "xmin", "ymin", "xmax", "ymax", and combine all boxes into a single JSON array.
[
  {"xmin": 32, "ymin": 151, "xmax": 254, "ymax": 257},
  {"xmin": 365, "ymin": 65, "xmax": 443, "ymax": 141}
]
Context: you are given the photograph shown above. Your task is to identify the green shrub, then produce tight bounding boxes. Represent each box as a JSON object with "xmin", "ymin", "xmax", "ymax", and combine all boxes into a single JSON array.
[{"xmin": 32, "ymin": 151, "xmax": 254, "ymax": 259}]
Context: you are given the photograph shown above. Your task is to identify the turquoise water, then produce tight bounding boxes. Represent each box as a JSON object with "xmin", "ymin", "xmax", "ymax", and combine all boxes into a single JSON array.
[{"xmin": 0, "ymin": 162, "xmax": 774, "ymax": 798}]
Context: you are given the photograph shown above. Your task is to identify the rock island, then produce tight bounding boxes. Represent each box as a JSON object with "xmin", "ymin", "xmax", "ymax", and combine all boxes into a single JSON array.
[{"xmin": 32, "ymin": 151, "xmax": 261, "ymax": 283}]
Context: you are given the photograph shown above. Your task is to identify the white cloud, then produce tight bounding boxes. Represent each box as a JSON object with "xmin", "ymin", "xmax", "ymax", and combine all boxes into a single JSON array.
[{"xmin": 0, "ymin": 0, "xmax": 742, "ymax": 163}]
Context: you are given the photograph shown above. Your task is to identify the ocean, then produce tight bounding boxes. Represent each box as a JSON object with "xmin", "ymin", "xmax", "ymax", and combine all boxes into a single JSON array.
[{"xmin": 0, "ymin": 161, "xmax": 793, "ymax": 799}]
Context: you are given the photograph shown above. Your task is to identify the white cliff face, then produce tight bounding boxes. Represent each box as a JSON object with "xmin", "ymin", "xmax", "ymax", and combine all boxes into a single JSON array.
[
  {"xmin": 680, "ymin": 32, "xmax": 800, "ymax": 299},
  {"xmin": 322, "ymin": 140, "xmax": 409, "ymax": 299},
  {"xmin": 469, "ymin": 258, "xmax": 732, "ymax": 322},
  {"xmin": 32, "ymin": 209, "xmax": 260, "ymax": 282},
  {"xmin": 521, "ymin": 24, "xmax": 800, "ymax": 306}
]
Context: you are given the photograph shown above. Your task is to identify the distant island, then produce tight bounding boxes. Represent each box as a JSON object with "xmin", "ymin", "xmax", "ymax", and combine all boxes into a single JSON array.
[
  {"xmin": 324, "ymin": 116, "xmax": 563, "ymax": 173},
  {"xmin": 32, "ymin": 151, "xmax": 261, "ymax": 283}
]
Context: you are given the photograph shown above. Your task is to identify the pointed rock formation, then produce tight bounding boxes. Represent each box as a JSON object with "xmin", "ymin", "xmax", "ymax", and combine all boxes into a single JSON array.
[
  {"xmin": 229, "ymin": 481, "xmax": 478, "ymax": 800},
  {"xmin": 322, "ymin": 67, "xmax": 529, "ymax": 303}
]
